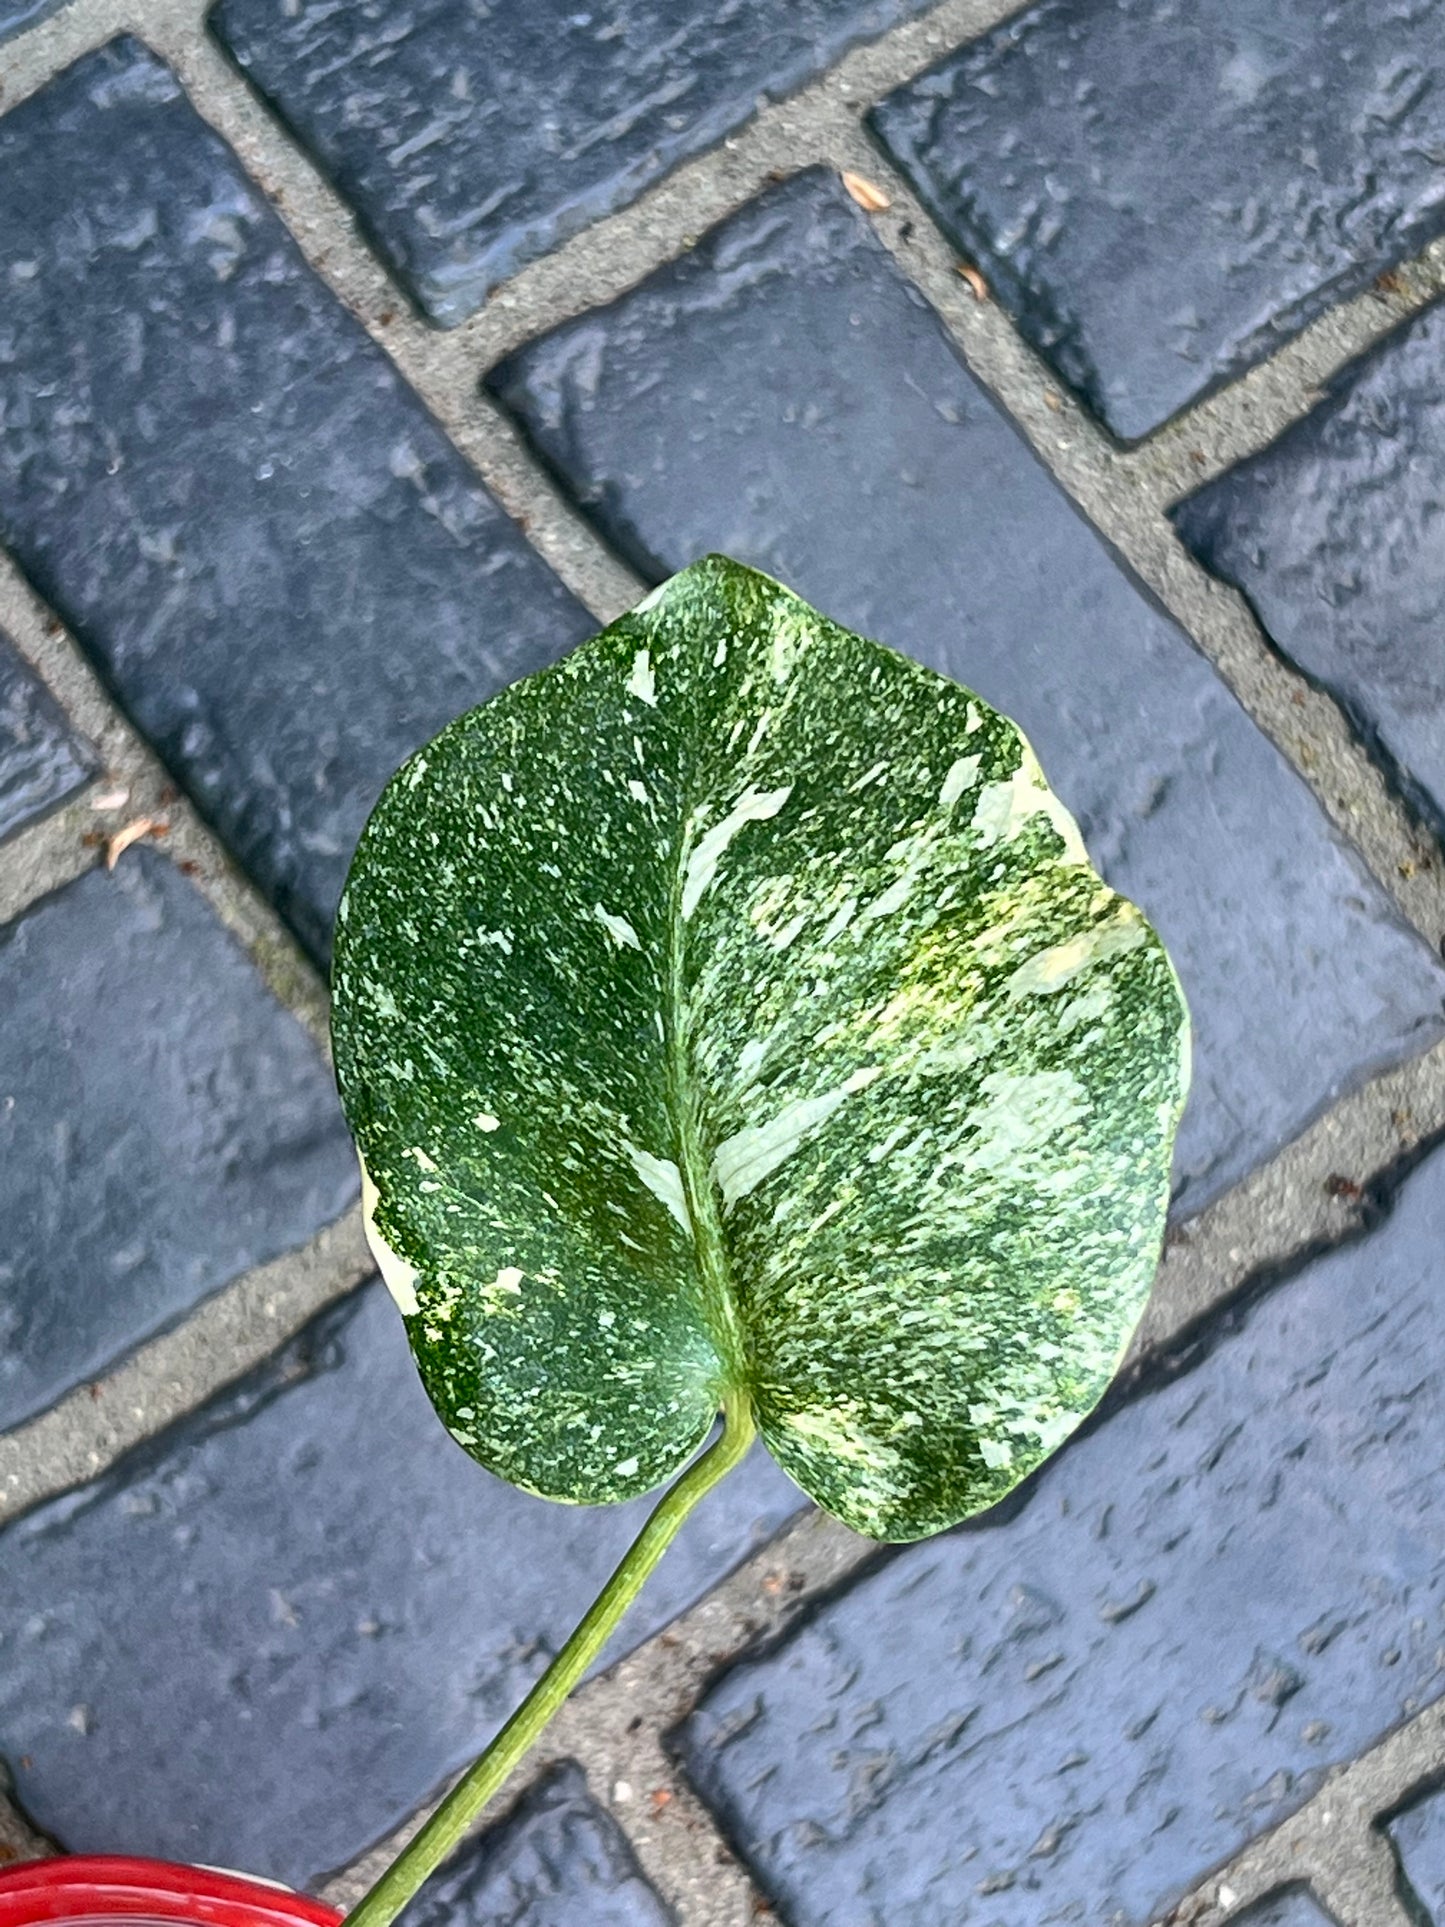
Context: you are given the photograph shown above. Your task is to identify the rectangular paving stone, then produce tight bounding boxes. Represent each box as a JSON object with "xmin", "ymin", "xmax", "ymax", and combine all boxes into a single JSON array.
[
  {"xmin": 679, "ymin": 1136, "xmax": 1445, "ymax": 1927},
  {"xmin": 1173, "ymin": 296, "xmax": 1445, "ymax": 851},
  {"xmin": 869, "ymin": 0, "xmax": 1445, "ymax": 441},
  {"xmin": 0, "ymin": 38, "xmax": 595, "ymax": 964},
  {"xmin": 0, "ymin": 1279, "xmax": 803, "ymax": 1889},
  {"xmin": 0, "ymin": 848, "xmax": 357, "ymax": 1435},
  {"xmin": 0, "ymin": 634, "xmax": 95, "ymax": 843},
  {"xmin": 1387, "ymin": 1785, "xmax": 1445, "ymax": 1924},
  {"xmin": 413, "ymin": 1762, "xmax": 672, "ymax": 1927},
  {"xmin": 486, "ymin": 168, "xmax": 1445, "ymax": 1216},
  {"xmin": 208, "ymin": 0, "xmax": 941, "ymax": 326}
]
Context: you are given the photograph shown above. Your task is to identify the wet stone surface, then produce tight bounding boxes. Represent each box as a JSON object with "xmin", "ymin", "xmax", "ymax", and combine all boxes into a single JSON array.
[
  {"xmin": 208, "ymin": 0, "xmax": 939, "ymax": 325},
  {"xmin": 1387, "ymin": 1784, "xmax": 1445, "ymax": 1924},
  {"xmin": 0, "ymin": 37, "xmax": 595, "ymax": 963},
  {"xmin": 869, "ymin": 0, "xmax": 1445, "ymax": 441},
  {"xmin": 0, "ymin": 1280, "xmax": 803, "ymax": 1888},
  {"xmin": 414, "ymin": 1762, "xmax": 673, "ymax": 1927},
  {"xmin": 487, "ymin": 167, "xmax": 1445, "ymax": 1216},
  {"xmin": 0, "ymin": 848, "xmax": 357, "ymax": 1436},
  {"xmin": 679, "ymin": 1137, "xmax": 1445, "ymax": 1926},
  {"xmin": 1173, "ymin": 295, "xmax": 1445, "ymax": 851},
  {"xmin": 0, "ymin": 633, "xmax": 94, "ymax": 844}
]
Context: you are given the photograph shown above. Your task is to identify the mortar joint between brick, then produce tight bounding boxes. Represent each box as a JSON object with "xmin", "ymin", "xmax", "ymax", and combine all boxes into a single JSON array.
[{"xmin": 10, "ymin": 0, "xmax": 1442, "ymax": 971}]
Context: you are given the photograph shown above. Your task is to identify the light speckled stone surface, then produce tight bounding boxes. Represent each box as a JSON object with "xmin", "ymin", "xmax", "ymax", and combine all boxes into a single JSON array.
[
  {"xmin": 870, "ymin": 0, "xmax": 1445, "ymax": 440},
  {"xmin": 1174, "ymin": 295, "xmax": 1445, "ymax": 852},
  {"xmin": 488, "ymin": 168, "xmax": 1445, "ymax": 1217}
]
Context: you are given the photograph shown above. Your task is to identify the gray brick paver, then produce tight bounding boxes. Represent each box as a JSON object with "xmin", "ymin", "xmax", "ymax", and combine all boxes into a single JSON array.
[
  {"xmin": 0, "ymin": 0, "xmax": 61, "ymax": 47},
  {"xmin": 208, "ymin": 0, "xmax": 945, "ymax": 324},
  {"xmin": 679, "ymin": 1139, "xmax": 1445, "ymax": 1926},
  {"xmin": 0, "ymin": 36, "xmax": 596, "ymax": 964},
  {"xmin": 0, "ymin": 1281, "xmax": 802, "ymax": 1887},
  {"xmin": 1232, "ymin": 1893, "xmax": 1339, "ymax": 1927},
  {"xmin": 870, "ymin": 0, "xmax": 1445, "ymax": 441},
  {"xmin": 1387, "ymin": 1786, "xmax": 1445, "ymax": 1925},
  {"xmin": 1174, "ymin": 295, "xmax": 1445, "ymax": 853},
  {"xmin": 0, "ymin": 848, "xmax": 357, "ymax": 1435},
  {"xmin": 405, "ymin": 1762, "xmax": 674, "ymax": 1927}
]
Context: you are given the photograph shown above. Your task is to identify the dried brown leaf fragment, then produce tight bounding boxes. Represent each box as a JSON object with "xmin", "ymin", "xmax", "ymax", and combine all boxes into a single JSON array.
[
  {"xmin": 841, "ymin": 171, "xmax": 891, "ymax": 213},
  {"xmin": 956, "ymin": 263, "xmax": 989, "ymax": 302},
  {"xmin": 105, "ymin": 815, "xmax": 169, "ymax": 869}
]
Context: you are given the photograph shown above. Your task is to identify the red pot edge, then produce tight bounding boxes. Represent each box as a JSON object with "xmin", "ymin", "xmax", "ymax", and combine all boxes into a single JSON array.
[{"xmin": 0, "ymin": 1859, "xmax": 342, "ymax": 1927}]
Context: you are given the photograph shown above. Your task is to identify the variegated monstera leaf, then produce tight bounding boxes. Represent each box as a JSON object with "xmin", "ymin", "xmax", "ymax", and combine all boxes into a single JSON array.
[{"xmin": 331, "ymin": 556, "xmax": 1189, "ymax": 1542}]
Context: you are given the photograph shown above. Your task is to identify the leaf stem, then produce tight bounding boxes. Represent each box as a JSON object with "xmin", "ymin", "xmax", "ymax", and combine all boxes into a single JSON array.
[{"xmin": 343, "ymin": 1388, "xmax": 756, "ymax": 1927}]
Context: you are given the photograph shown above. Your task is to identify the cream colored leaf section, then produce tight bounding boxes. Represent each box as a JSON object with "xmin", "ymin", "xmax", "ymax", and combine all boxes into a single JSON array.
[
  {"xmin": 1005, "ymin": 911, "xmax": 1148, "ymax": 1001},
  {"xmin": 359, "ymin": 1153, "xmax": 421, "ymax": 1316},
  {"xmin": 681, "ymin": 785, "xmax": 793, "ymax": 920},
  {"xmin": 594, "ymin": 904, "xmax": 642, "ymax": 950},
  {"xmin": 973, "ymin": 742, "xmax": 1088, "ymax": 864},
  {"xmin": 624, "ymin": 1141, "xmax": 694, "ymax": 1237},
  {"xmin": 712, "ymin": 1066, "xmax": 884, "ymax": 1210}
]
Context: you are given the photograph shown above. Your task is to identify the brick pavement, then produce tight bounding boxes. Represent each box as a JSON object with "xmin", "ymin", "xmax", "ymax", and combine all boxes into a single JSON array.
[{"xmin": 0, "ymin": 2, "xmax": 1444, "ymax": 1925}]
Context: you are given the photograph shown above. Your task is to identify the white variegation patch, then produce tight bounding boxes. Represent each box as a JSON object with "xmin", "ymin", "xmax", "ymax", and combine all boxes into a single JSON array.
[
  {"xmin": 956, "ymin": 1069, "xmax": 1088, "ymax": 1177},
  {"xmin": 624, "ymin": 1142, "xmax": 693, "ymax": 1237},
  {"xmin": 973, "ymin": 742, "xmax": 1088, "ymax": 864},
  {"xmin": 1006, "ymin": 912, "xmax": 1147, "ymax": 1000},
  {"xmin": 938, "ymin": 754, "xmax": 981, "ymax": 808},
  {"xmin": 359, "ymin": 1155, "xmax": 420, "ymax": 1317},
  {"xmin": 713, "ymin": 1066, "xmax": 884, "ymax": 1209},
  {"xmin": 627, "ymin": 648, "xmax": 657, "ymax": 706},
  {"xmin": 594, "ymin": 904, "xmax": 642, "ymax": 950},
  {"xmin": 681, "ymin": 784, "xmax": 792, "ymax": 920}
]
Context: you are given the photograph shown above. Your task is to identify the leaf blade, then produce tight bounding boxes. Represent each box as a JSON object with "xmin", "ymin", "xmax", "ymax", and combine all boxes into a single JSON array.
[{"xmin": 331, "ymin": 556, "xmax": 1188, "ymax": 1535}]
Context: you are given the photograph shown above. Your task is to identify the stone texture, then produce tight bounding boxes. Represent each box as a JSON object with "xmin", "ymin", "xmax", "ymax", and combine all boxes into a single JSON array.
[
  {"xmin": 1173, "ymin": 296, "xmax": 1445, "ymax": 850},
  {"xmin": 0, "ymin": 848, "xmax": 357, "ymax": 1435},
  {"xmin": 0, "ymin": 38, "xmax": 595, "ymax": 964},
  {"xmin": 0, "ymin": 1279, "xmax": 803, "ymax": 1888},
  {"xmin": 1387, "ymin": 1785, "xmax": 1445, "ymax": 1924},
  {"xmin": 868, "ymin": 0, "xmax": 1445, "ymax": 442},
  {"xmin": 0, "ymin": 0, "xmax": 64, "ymax": 46},
  {"xmin": 0, "ymin": 634, "xmax": 94, "ymax": 843},
  {"xmin": 413, "ymin": 1763, "xmax": 673, "ymax": 1927},
  {"xmin": 680, "ymin": 1137, "xmax": 1445, "ymax": 1927},
  {"xmin": 207, "ymin": 0, "xmax": 939, "ymax": 326},
  {"xmin": 487, "ymin": 168, "xmax": 1445, "ymax": 1216},
  {"xmin": 1233, "ymin": 1895, "xmax": 1338, "ymax": 1927}
]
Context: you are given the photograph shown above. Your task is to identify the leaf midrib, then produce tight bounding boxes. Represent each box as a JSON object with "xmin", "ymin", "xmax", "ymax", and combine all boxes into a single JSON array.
[{"xmin": 664, "ymin": 784, "xmax": 749, "ymax": 1402}]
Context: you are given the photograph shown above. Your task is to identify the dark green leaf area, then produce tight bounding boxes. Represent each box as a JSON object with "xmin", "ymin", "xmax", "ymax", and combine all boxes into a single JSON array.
[
  {"xmin": 331, "ymin": 556, "xmax": 1189, "ymax": 1533},
  {"xmin": 333, "ymin": 611, "xmax": 719, "ymax": 1504}
]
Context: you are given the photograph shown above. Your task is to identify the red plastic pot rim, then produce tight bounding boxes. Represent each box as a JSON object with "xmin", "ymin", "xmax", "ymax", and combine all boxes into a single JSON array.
[{"xmin": 0, "ymin": 1859, "xmax": 341, "ymax": 1927}]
